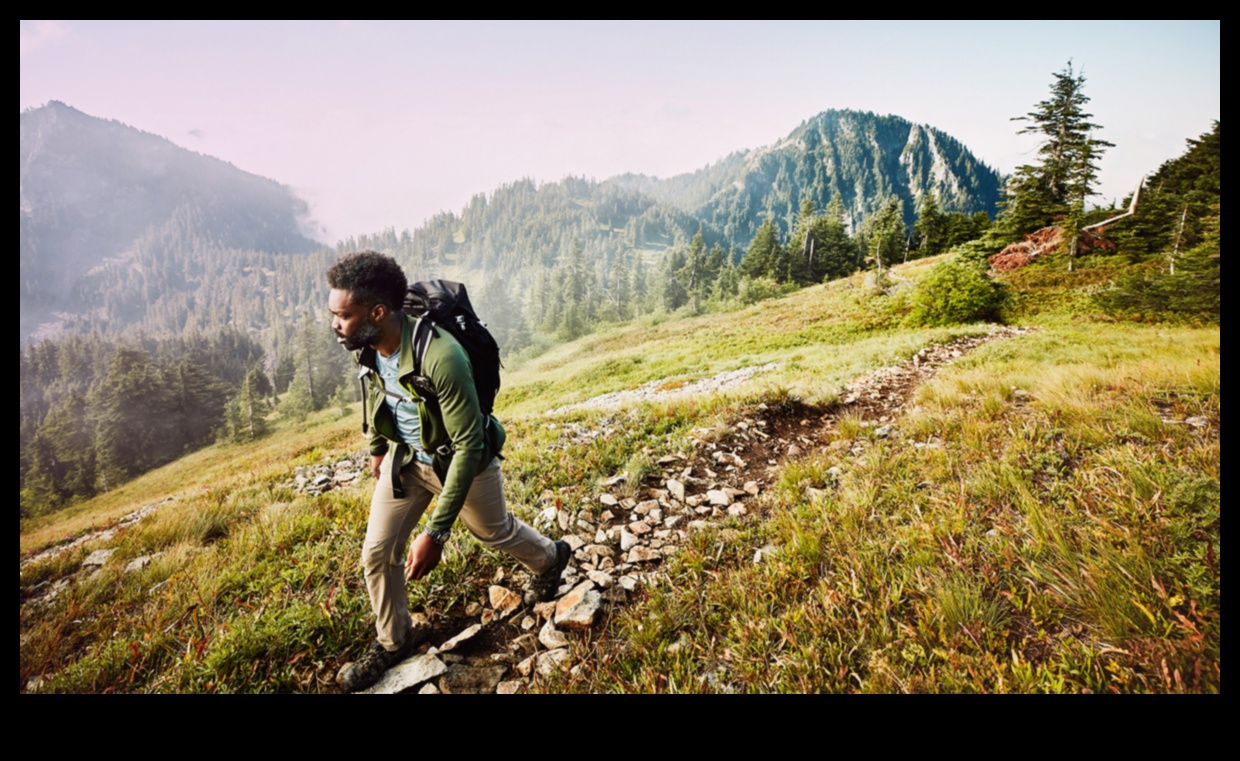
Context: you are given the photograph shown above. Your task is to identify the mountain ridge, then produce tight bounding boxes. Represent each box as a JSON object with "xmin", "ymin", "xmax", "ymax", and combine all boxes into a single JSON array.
[
  {"xmin": 607, "ymin": 109, "xmax": 1002, "ymax": 240},
  {"xmin": 20, "ymin": 101, "xmax": 321, "ymax": 339}
]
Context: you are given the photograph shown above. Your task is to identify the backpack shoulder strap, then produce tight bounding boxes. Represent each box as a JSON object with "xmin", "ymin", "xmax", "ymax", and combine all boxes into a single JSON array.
[
  {"xmin": 411, "ymin": 316, "xmax": 432, "ymax": 376},
  {"xmin": 354, "ymin": 347, "xmax": 373, "ymax": 435}
]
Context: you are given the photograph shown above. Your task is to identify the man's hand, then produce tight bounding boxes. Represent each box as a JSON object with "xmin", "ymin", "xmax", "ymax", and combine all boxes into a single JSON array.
[
  {"xmin": 370, "ymin": 454, "xmax": 384, "ymax": 479},
  {"xmin": 405, "ymin": 533, "xmax": 442, "ymax": 581}
]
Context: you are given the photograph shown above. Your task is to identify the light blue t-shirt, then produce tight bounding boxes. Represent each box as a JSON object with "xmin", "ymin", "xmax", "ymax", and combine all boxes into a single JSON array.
[{"xmin": 376, "ymin": 349, "xmax": 433, "ymax": 464}]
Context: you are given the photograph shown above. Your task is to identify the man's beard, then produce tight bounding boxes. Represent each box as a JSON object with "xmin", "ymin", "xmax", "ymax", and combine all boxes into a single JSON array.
[{"xmin": 338, "ymin": 321, "xmax": 382, "ymax": 351}]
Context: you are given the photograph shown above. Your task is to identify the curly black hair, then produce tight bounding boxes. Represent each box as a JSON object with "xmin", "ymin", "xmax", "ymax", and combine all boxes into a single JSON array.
[{"xmin": 325, "ymin": 250, "xmax": 408, "ymax": 311}]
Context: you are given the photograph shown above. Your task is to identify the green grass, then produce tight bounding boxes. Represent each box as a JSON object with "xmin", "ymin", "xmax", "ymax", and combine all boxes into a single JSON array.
[
  {"xmin": 562, "ymin": 319, "xmax": 1219, "ymax": 693},
  {"xmin": 20, "ymin": 254, "xmax": 1220, "ymax": 693}
]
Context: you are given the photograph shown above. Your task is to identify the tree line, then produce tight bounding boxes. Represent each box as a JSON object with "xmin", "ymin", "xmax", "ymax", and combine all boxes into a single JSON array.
[{"xmin": 19, "ymin": 315, "xmax": 357, "ymax": 517}]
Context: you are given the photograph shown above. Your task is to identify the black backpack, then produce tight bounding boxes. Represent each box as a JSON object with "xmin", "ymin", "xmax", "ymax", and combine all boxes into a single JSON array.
[{"xmin": 404, "ymin": 279, "xmax": 502, "ymax": 416}]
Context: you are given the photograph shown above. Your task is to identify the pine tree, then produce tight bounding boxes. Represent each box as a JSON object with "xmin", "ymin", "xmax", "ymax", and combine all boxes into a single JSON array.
[
  {"xmin": 481, "ymin": 276, "xmax": 530, "ymax": 355},
  {"xmin": 557, "ymin": 239, "xmax": 593, "ymax": 338},
  {"xmin": 677, "ymin": 230, "xmax": 706, "ymax": 312},
  {"xmin": 864, "ymin": 197, "xmax": 906, "ymax": 277},
  {"xmin": 914, "ymin": 190, "xmax": 948, "ymax": 256},
  {"xmin": 712, "ymin": 255, "xmax": 740, "ymax": 301},
  {"xmin": 295, "ymin": 311, "xmax": 320, "ymax": 409},
  {"xmin": 739, "ymin": 218, "xmax": 782, "ymax": 280},
  {"xmin": 1095, "ymin": 204, "xmax": 1219, "ymax": 321},
  {"xmin": 93, "ymin": 348, "xmax": 176, "ymax": 490},
  {"xmin": 610, "ymin": 254, "xmax": 632, "ymax": 322},
  {"xmin": 20, "ymin": 390, "xmax": 98, "ymax": 512},
  {"xmin": 632, "ymin": 259, "xmax": 650, "ymax": 316},
  {"xmin": 225, "ymin": 366, "xmax": 272, "ymax": 441},
  {"xmin": 1111, "ymin": 121, "xmax": 1220, "ymax": 262},
  {"xmin": 167, "ymin": 360, "xmax": 229, "ymax": 451},
  {"xmin": 1001, "ymin": 61, "xmax": 1113, "ymax": 240},
  {"xmin": 281, "ymin": 362, "xmax": 316, "ymax": 421},
  {"xmin": 661, "ymin": 247, "xmax": 689, "ymax": 312},
  {"xmin": 281, "ymin": 310, "xmax": 348, "ymax": 416},
  {"xmin": 787, "ymin": 197, "xmax": 817, "ymax": 282},
  {"xmin": 815, "ymin": 198, "xmax": 859, "ymax": 281}
]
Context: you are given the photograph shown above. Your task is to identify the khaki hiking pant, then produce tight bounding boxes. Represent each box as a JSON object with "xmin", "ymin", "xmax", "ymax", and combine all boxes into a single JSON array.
[{"xmin": 364, "ymin": 455, "xmax": 557, "ymax": 651}]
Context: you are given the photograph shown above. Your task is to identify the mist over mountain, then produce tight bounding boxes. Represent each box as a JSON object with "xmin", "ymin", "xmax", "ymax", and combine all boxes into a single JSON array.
[{"xmin": 20, "ymin": 101, "xmax": 320, "ymax": 340}]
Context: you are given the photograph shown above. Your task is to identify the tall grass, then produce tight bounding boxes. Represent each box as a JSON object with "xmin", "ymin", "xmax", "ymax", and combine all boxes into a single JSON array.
[{"xmin": 565, "ymin": 318, "xmax": 1218, "ymax": 693}]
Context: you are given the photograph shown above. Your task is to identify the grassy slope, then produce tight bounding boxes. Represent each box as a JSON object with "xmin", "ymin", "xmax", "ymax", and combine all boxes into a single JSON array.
[{"xmin": 19, "ymin": 254, "xmax": 1220, "ymax": 693}]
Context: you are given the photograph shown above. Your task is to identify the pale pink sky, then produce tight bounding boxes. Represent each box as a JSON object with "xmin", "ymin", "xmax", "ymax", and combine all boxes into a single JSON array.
[{"xmin": 21, "ymin": 21, "xmax": 1220, "ymax": 243}]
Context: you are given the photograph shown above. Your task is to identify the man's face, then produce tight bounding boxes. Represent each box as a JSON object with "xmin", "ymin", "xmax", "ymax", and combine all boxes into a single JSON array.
[{"xmin": 329, "ymin": 288, "xmax": 382, "ymax": 350}]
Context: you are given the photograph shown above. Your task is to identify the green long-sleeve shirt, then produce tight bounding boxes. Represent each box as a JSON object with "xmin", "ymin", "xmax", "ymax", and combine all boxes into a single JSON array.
[{"xmin": 355, "ymin": 314, "xmax": 505, "ymax": 533}]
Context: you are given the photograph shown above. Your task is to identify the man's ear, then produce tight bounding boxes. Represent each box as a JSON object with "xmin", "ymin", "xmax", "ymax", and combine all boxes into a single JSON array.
[{"xmin": 370, "ymin": 303, "xmax": 388, "ymax": 322}]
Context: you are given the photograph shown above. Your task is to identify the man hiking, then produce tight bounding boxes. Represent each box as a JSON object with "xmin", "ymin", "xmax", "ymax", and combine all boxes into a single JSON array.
[{"xmin": 327, "ymin": 250, "xmax": 569, "ymax": 692}]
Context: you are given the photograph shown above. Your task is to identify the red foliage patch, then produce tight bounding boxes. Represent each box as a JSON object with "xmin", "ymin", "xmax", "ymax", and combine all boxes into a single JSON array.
[{"xmin": 989, "ymin": 225, "xmax": 1116, "ymax": 271}]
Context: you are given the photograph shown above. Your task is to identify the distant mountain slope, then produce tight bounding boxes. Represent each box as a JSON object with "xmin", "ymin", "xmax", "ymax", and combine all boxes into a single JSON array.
[
  {"xmin": 357, "ymin": 176, "xmax": 721, "ymax": 278},
  {"xmin": 20, "ymin": 101, "xmax": 320, "ymax": 339},
  {"xmin": 358, "ymin": 112, "xmax": 1003, "ymax": 298},
  {"xmin": 18, "ymin": 105, "xmax": 1002, "ymax": 345},
  {"xmin": 610, "ymin": 109, "xmax": 1003, "ymax": 242}
]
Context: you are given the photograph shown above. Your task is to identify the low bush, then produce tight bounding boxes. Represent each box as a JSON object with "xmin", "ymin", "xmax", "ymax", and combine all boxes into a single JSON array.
[{"xmin": 908, "ymin": 258, "xmax": 1006, "ymax": 326}]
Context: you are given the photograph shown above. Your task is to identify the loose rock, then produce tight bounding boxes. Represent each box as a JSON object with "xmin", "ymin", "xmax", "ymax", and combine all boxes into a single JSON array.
[
  {"xmin": 439, "ymin": 665, "xmax": 507, "ymax": 694},
  {"xmin": 124, "ymin": 555, "xmax": 153, "ymax": 574},
  {"xmin": 627, "ymin": 546, "xmax": 661, "ymax": 563},
  {"xmin": 359, "ymin": 654, "xmax": 447, "ymax": 694},
  {"xmin": 539, "ymin": 619, "xmax": 570, "ymax": 649},
  {"xmin": 82, "ymin": 549, "xmax": 115, "ymax": 568},
  {"xmin": 435, "ymin": 624, "xmax": 482, "ymax": 654},
  {"xmin": 488, "ymin": 586, "xmax": 523, "ymax": 618},
  {"xmin": 554, "ymin": 581, "xmax": 602, "ymax": 629}
]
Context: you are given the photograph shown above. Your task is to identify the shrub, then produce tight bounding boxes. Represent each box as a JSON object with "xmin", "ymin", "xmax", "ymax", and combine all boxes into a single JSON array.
[
  {"xmin": 739, "ymin": 277, "xmax": 795, "ymax": 305},
  {"xmin": 954, "ymin": 239, "xmax": 1000, "ymax": 269},
  {"xmin": 1092, "ymin": 235, "xmax": 1219, "ymax": 323},
  {"xmin": 907, "ymin": 258, "xmax": 1006, "ymax": 326}
]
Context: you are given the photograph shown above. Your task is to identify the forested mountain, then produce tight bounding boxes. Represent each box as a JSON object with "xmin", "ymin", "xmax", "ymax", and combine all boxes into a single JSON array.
[
  {"xmin": 20, "ymin": 101, "xmax": 319, "ymax": 340},
  {"xmin": 611, "ymin": 109, "xmax": 1004, "ymax": 243},
  {"xmin": 20, "ymin": 105, "xmax": 1000, "ymax": 347}
]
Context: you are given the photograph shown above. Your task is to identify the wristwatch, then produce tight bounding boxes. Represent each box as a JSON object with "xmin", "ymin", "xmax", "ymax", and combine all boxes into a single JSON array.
[{"xmin": 423, "ymin": 527, "xmax": 451, "ymax": 546}]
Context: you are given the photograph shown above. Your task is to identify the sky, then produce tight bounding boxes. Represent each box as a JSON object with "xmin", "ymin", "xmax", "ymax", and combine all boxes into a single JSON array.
[{"xmin": 21, "ymin": 20, "xmax": 1220, "ymax": 243}]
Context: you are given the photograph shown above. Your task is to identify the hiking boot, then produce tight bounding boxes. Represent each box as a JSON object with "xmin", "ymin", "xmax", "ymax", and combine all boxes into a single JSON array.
[
  {"xmin": 336, "ymin": 629, "xmax": 419, "ymax": 692},
  {"xmin": 527, "ymin": 540, "xmax": 571, "ymax": 604}
]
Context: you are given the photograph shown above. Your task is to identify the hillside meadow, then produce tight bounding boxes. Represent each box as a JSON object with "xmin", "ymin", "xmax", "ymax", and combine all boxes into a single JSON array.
[{"xmin": 19, "ymin": 254, "xmax": 1220, "ymax": 693}]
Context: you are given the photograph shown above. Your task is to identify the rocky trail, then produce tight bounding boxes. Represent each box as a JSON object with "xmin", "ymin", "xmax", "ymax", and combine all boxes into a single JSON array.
[{"xmin": 22, "ymin": 325, "xmax": 1035, "ymax": 693}]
